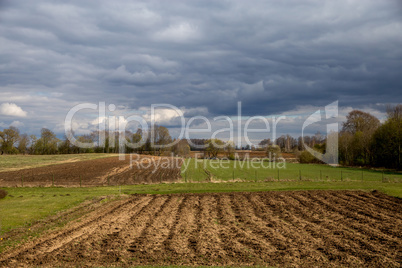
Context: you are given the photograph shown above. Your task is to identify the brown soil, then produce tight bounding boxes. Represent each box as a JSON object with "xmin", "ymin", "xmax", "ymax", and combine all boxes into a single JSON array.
[
  {"xmin": 0, "ymin": 190, "xmax": 400, "ymax": 267},
  {"xmin": 0, "ymin": 155, "xmax": 183, "ymax": 187}
]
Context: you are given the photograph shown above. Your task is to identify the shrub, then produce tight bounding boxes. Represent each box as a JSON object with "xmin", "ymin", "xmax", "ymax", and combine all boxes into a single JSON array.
[
  {"xmin": 0, "ymin": 189, "xmax": 8, "ymax": 199},
  {"xmin": 299, "ymin": 151, "xmax": 323, "ymax": 164},
  {"xmin": 266, "ymin": 145, "xmax": 282, "ymax": 159}
]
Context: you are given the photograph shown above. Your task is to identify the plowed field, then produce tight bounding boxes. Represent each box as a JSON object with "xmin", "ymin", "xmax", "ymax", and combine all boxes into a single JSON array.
[
  {"xmin": 0, "ymin": 190, "xmax": 400, "ymax": 267},
  {"xmin": 0, "ymin": 155, "xmax": 183, "ymax": 187}
]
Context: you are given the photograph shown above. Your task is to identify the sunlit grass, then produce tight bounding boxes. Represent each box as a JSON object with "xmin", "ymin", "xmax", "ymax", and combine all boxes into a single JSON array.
[{"xmin": 181, "ymin": 158, "xmax": 402, "ymax": 182}]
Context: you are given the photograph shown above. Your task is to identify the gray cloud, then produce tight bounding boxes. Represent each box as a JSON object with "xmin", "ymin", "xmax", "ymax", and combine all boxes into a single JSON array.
[{"xmin": 0, "ymin": 0, "xmax": 401, "ymax": 139}]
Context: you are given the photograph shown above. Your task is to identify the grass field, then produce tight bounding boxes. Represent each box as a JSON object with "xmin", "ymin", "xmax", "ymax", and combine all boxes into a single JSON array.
[
  {"xmin": 181, "ymin": 158, "xmax": 402, "ymax": 182},
  {"xmin": 0, "ymin": 153, "xmax": 118, "ymax": 172}
]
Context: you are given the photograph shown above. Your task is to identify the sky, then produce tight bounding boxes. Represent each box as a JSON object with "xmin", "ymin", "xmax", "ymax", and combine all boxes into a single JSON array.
[{"xmin": 0, "ymin": 0, "xmax": 401, "ymax": 146}]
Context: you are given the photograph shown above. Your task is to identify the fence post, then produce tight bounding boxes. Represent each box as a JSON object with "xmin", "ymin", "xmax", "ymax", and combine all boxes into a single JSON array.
[
  {"xmin": 21, "ymin": 175, "xmax": 24, "ymax": 187},
  {"xmin": 80, "ymin": 175, "xmax": 82, "ymax": 187},
  {"xmin": 341, "ymin": 171, "xmax": 343, "ymax": 181},
  {"xmin": 299, "ymin": 170, "xmax": 301, "ymax": 181},
  {"xmin": 160, "ymin": 173, "xmax": 162, "ymax": 183},
  {"xmin": 320, "ymin": 170, "xmax": 322, "ymax": 181},
  {"xmin": 52, "ymin": 174, "xmax": 54, "ymax": 187},
  {"xmin": 277, "ymin": 169, "xmax": 280, "ymax": 181},
  {"xmin": 255, "ymin": 170, "xmax": 257, "ymax": 182},
  {"xmin": 382, "ymin": 171, "xmax": 384, "ymax": 182},
  {"xmin": 233, "ymin": 170, "xmax": 235, "ymax": 181}
]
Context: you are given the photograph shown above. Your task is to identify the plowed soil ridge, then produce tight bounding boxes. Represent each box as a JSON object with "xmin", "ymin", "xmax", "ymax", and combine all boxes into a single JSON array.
[
  {"xmin": 0, "ymin": 190, "xmax": 401, "ymax": 267},
  {"xmin": 0, "ymin": 155, "xmax": 183, "ymax": 187}
]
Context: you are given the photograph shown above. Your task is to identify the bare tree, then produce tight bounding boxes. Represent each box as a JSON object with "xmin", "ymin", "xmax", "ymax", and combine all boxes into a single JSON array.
[
  {"xmin": 39, "ymin": 128, "xmax": 59, "ymax": 154},
  {"xmin": 172, "ymin": 139, "xmax": 190, "ymax": 157},
  {"xmin": 18, "ymin": 133, "xmax": 29, "ymax": 154},
  {"xmin": 205, "ymin": 139, "xmax": 225, "ymax": 158},
  {"xmin": 341, "ymin": 110, "xmax": 380, "ymax": 165},
  {"xmin": 0, "ymin": 126, "xmax": 20, "ymax": 154},
  {"xmin": 342, "ymin": 110, "xmax": 380, "ymax": 134}
]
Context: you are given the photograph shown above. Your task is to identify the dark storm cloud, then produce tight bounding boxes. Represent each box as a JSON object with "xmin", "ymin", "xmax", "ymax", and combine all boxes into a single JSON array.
[{"xmin": 0, "ymin": 0, "xmax": 401, "ymax": 135}]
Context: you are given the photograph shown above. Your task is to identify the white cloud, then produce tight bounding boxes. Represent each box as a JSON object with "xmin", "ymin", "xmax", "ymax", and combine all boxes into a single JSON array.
[
  {"xmin": 107, "ymin": 65, "xmax": 179, "ymax": 86},
  {"xmin": 140, "ymin": 107, "xmax": 184, "ymax": 125},
  {"xmin": 10, "ymin": 120, "xmax": 24, "ymax": 127},
  {"xmin": 0, "ymin": 103, "xmax": 27, "ymax": 117},
  {"xmin": 155, "ymin": 22, "xmax": 200, "ymax": 42}
]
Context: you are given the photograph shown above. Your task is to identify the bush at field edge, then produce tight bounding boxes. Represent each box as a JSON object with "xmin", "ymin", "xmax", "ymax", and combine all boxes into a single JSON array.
[{"xmin": 0, "ymin": 189, "xmax": 8, "ymax": 199}]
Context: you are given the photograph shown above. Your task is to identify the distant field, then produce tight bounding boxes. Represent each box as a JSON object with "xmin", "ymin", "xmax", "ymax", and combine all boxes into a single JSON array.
[
  {"xmin": 181, "ymin": 158, "xmax": 402, "ymax": 183},
  {"xmin": 0, "ymin": 154, "xmax": 118, "ymax": 172},
  {"xmin": 0, "ymin": 155, "xmax": 182, "ymax": 187}
]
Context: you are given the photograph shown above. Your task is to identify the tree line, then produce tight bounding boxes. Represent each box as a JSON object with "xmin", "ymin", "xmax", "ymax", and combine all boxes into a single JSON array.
[
  {"xmin": 0, "ymin": 125, "xmax": 191, "ymax": 157},
  {"xmin": 0, "ymin": 105, "xmax": 400, "ymax": 169}
]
